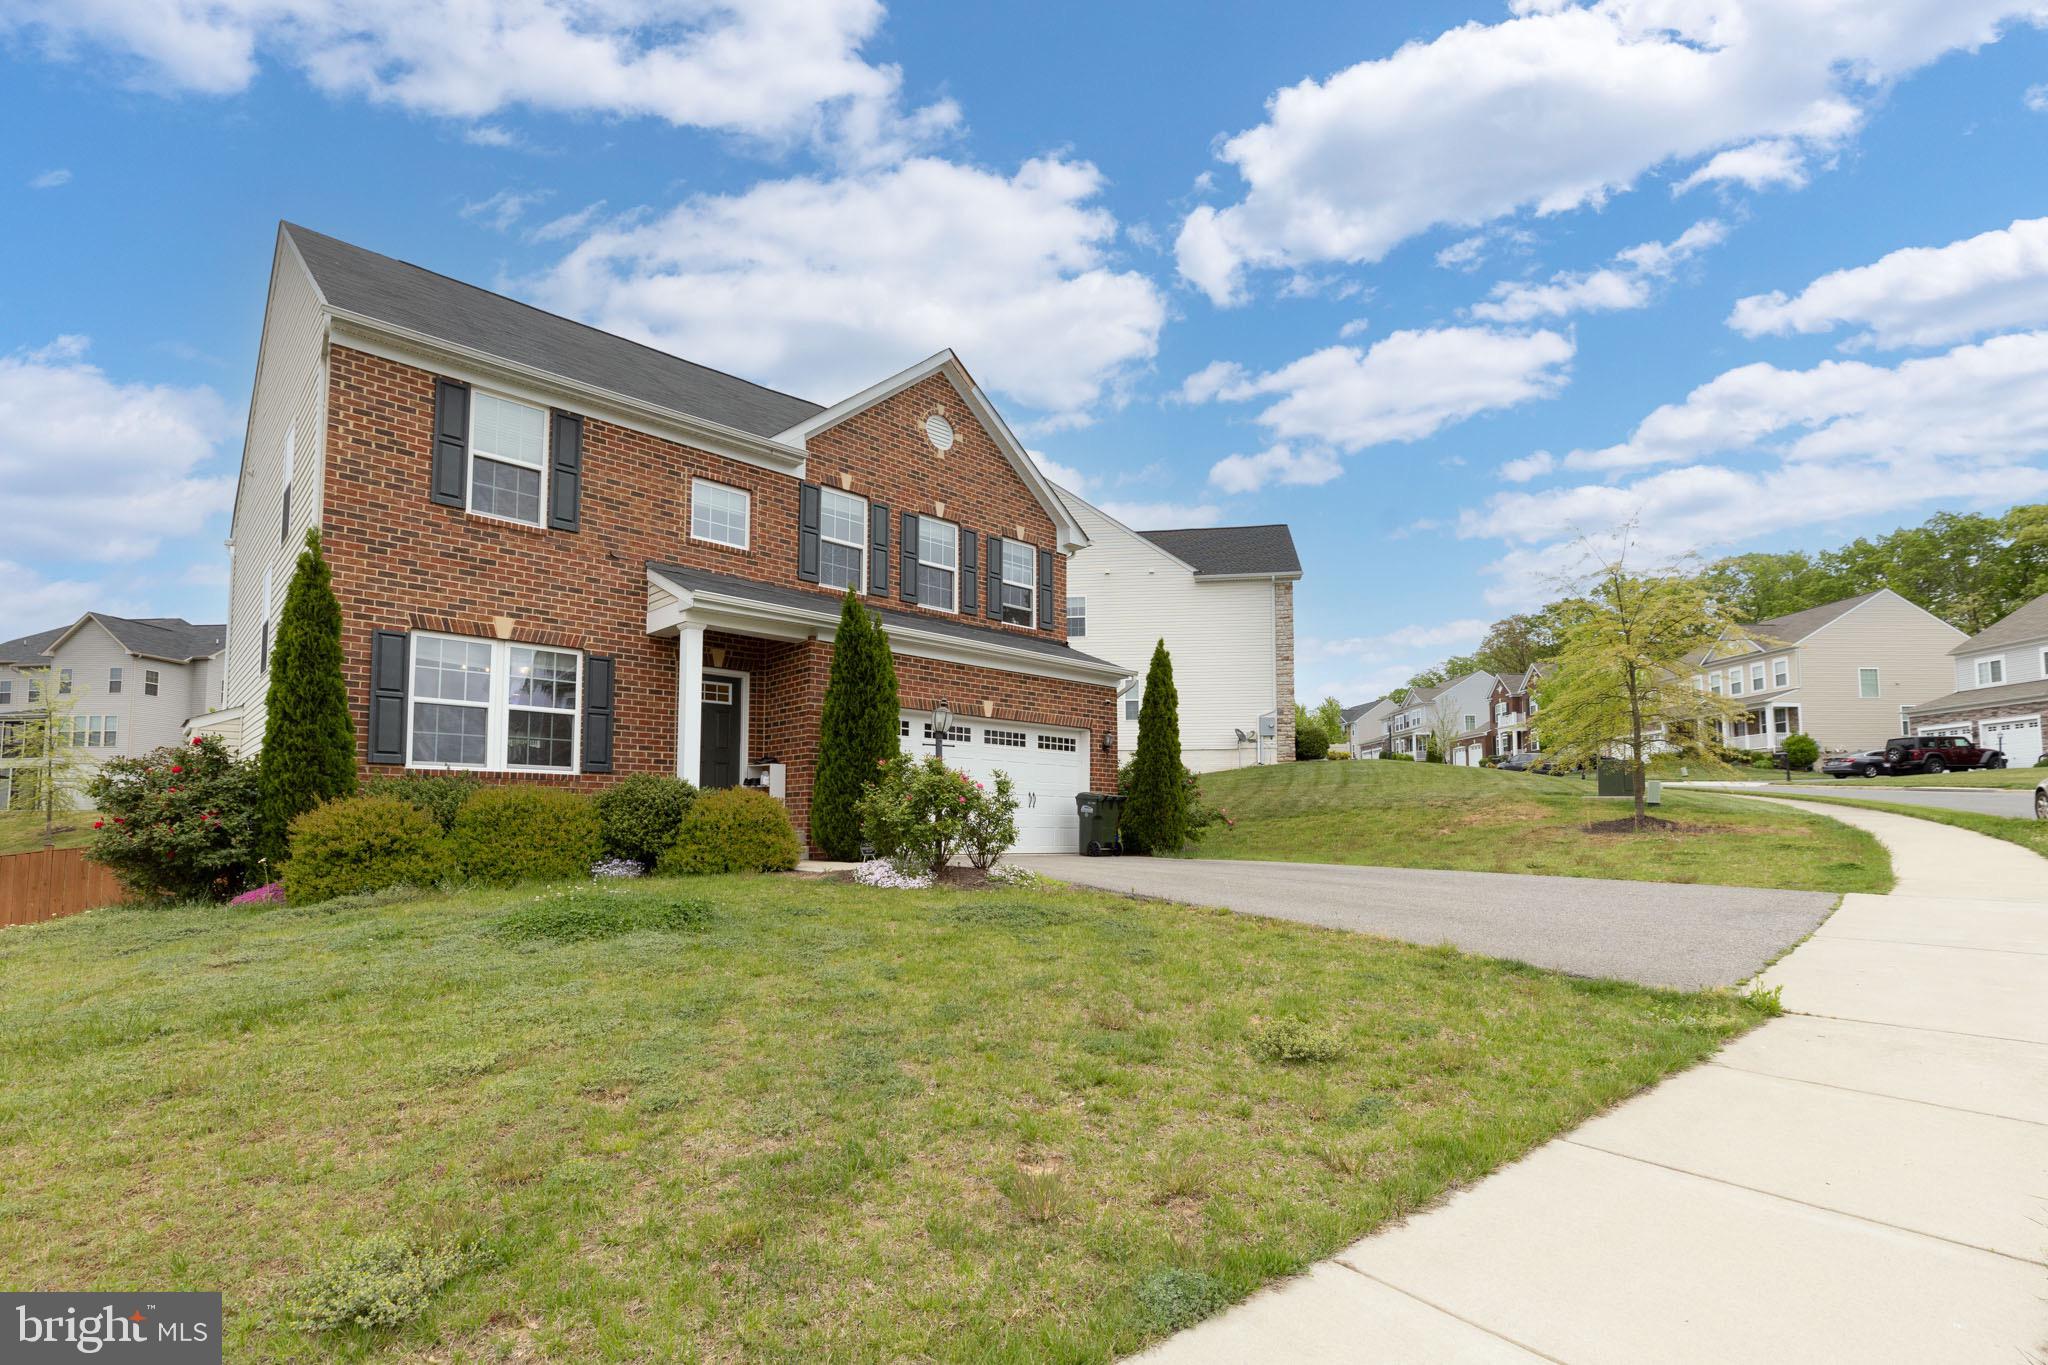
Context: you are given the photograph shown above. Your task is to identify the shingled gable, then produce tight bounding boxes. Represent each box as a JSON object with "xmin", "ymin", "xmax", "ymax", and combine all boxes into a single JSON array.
[{"xmin": 774, "ymin": 350, "xmax": 1092, "ymax": 554}]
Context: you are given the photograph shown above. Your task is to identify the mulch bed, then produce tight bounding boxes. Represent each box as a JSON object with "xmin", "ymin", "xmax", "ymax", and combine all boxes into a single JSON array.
[{"xmin": 1580, "ymin": 816, "xmax": 1719, "ymax": 836}]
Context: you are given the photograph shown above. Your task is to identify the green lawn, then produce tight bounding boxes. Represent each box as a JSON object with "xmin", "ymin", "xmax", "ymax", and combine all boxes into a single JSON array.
[
  {"xmin": 1737, "ymin": 790, "xmax": 2048, "ymax": 861},
  {"xmin": 0, "ymin": 875, "xmax": 1767, "ymax": 1362},
  {"xmin": 0, "ymin": 808, "xmax": 96, "ymax": 855},
  {"xmin": 1189, "ymin": 760, "xmax": 1891, "ymax": 893}
]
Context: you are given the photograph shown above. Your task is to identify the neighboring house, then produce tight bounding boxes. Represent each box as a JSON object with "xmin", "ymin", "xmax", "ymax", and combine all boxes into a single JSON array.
[
  {"xmin": 1059, "ymin": 490, "xmax": 1302, "ymax": 771},
  {"xmin": 217, "ymin": 223, "xmax": 1128, "ymax": 854},
  {"xmin": 1902, "ymin": 590, "xmax": 2048, "ymax": 766},
  {"xmin": 0, "ymin": 614, "xmax": 225, "ymax": 808},
  {"xmin": 1342, "ymin": 697, "xmax": 1396, "ymax": 756},
  {"xmin": 1694, "ymin": 589, "xmax": 1966, "ymax": 754},
  {"xmin": 1383, "ymin": 671, "xmax": 1498, "ymax": 762},
  {"xmin": 1490, "ymin": 664, "xmax": 1547, "ymax": 757}
]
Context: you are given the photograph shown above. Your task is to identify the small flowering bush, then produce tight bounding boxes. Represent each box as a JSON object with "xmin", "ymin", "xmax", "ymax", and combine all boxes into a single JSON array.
[
  {"xmin": 591, "ymin": 857, "xmax": 645, "ymax": 880},
  {"xmin": 854, "ymin": 754, "xmax": 1020, "ymax": 880},
  {"xmin": 229, "ymin": 882, "xmax": 286, "ymax": 907},
  {"xmin": 852, "ymin": 858, "xmax": 933, "ymax": 890},
  {"xmin": 85, "ymin": 735, "xmax": 259, "ymax": 902},
  {"xmin": 985, "ymin": 863, "xmax": 1042, "ymax": 888}
]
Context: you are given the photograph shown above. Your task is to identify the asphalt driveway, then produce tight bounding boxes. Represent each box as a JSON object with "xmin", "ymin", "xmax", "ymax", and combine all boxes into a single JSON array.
[
  {"xmin": 1019, "ymin": 855, "xmax": 1836, "ymax": 990},
  {"xmin": 1761, "ymin": 783, "xmax": 2037, "ymax": 819}
]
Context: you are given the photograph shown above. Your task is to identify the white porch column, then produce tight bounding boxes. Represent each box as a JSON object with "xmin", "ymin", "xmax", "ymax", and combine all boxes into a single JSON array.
[{"xmin": 677, "ymin": 622, "xmax": 705, "ymax": 785}]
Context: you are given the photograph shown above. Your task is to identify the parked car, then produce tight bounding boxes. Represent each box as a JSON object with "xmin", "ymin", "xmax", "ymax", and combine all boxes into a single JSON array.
[
  {"xmin": 2037, "ymin": 776, "xmax": 2047, "ymax": 821},
  {"xmin": 1822, "ymin": 749, "xmax": 1894, "ymax": 779},
  {"xmin": 1883, "ymin": 734, "xmax": 2005, "ymax": 775},
  {"xmin": 1498, "ymin": 751, "xmax": 1545, "ymax": 772}
]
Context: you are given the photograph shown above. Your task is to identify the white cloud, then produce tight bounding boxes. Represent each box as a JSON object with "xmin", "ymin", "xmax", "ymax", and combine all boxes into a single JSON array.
[
  {"xmin": 462, "ymin": 123, "xmax": 519, "ymax": 149},
  {"xmin": 2025, "ymin": 82, "xmax": 2048, "ymax": 111},
  {"xmin": 28, "ymin": 167, "xmax": 71, "ymax": 189},
  {"xmin": 1186, "ymin": 328, "xmax": 1574, "ymax": 473},
  {"xmin": 0, "ymin": 338, "xmax": 236, "ymax": 563},
  {"xmin": 460, "ymin": 187, "xmax": 549, "ymax": 232},
  {"xmin": 1, "ymin": 0, "xmax": 957, "ymax": 163},
  {"xmin": 1728, "ymin": 215, "xmax": 2048, "ymax": 349},
  {"xmin": 1297, "ymin": 618, "xmax": 1490, "ymax": 704},
  {"xmin": 1095, "ymin": 500, "xmax": 1223, "ymax": 529},
  {"xmin": 1499, "ymin": 450, "xmax": 1555, "ymax": 482},
  {"xmin": 1174, "ymin": 0, "xmax": 2040, "ymax": 304},
  {"xmin": 1672, "ymin": 138, "xmax": 1810, "ymax": 193},
  {"xmin": 530, "ymin": 156, "xmax": 1166, "ymax": 420},
  {"xmin": 527, "ymin": 201, "xmax": 609, "ymax": 244},
  {"xmin": 1208, "ymin": 444, "xmax": 1343, "ymax": 493},
  {"xmin": 1461, "ymin": 331, "xmax": 2048, "ymax": 604},
  {"xmin": 1028, "ymin": 449, "xmax": 1093, "ymax": 493},
  {"xmin": 1473, "ymin": 219, "xmax": 1725, "ymax": 323}
]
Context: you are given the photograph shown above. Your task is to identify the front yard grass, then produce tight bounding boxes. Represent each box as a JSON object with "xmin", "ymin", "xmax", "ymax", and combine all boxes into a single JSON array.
[
  {"xmin": 0, "ymin": 875, "xmax": 1768, "ymax": 1362},
  {"xmin": 1189, "ymin": 760, "xmax": 1890, "ymax": 893},
  {"xmin": 0, "ymin": 809, "xmax": 96, "ymax": 855}
]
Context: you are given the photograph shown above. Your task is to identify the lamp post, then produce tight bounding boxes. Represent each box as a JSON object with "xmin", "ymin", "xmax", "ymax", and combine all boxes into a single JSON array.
[{"xmin": 932, "ymin": 699, "xmax": 952, "ymax": 762}]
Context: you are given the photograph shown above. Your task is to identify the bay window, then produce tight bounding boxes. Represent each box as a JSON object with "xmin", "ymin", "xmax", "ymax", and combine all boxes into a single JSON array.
[
  {"xmin": 409, "ymin": 632, "xmax": 581, "ymax": 771},
  {"xmin": 469, "ymin": 391, "xmax": 548, "ymax": 526},
  {"xmin": 818, "ymin": 488, "xmax": 866, "ymax": 591},
  {"xmin": 1000, "ymin": 539, "xmax": 1036, "ymax": 626},
  {"xmin": 918, "ymin": 518, "xmax": 958, "ymax": 610}
]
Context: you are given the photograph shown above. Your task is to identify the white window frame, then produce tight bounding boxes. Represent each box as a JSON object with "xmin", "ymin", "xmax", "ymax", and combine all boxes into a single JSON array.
[
  {"xmin": 0, "ymin": 681, "xmax": 10, "ymax": 705},
  {"xmin": 1974, "ymin": 655, "xmax": 2005, "ymax": 687},
  {"xmin": 108, "ymin": 666, "xmax": 122, "ymax": 694},
  {"xmin": 1772, "ymin": 657, "xmax": 1788, "ymax": 689},
  {"xmin": 144, "ymin": 669, "xmax": 161, "ymax": 696},
  {"xmin": 1067, "ymin": 596, "xmax": 1086, "ymax": 637},
  {"xmin": 1750, "ymin": 662, "xmax": 1766, "ymax": 692},
  {"xmin": 1857, "ymin": 666, "xmax": 1880, "ymax": 700},
  {"xmin": 1708, "ymin": 673, "xmax": 1722, "ymax": 696},
  {"xmin": 1727, "ymin": 668, "xmax": 1742, "ymax": 697},
  {"xmin": 405, "ymin": 630, "xmax": 583, "ymax": 774},
  {"xmin": 917, "ymin": 517, "xmax": 960, "ymax": 614},
  {"xmin": 999, "ymin": 538, "xmax": 1037, "ymax": 628},
  {"xmin": 690, "ymin": 478, "xmax": 751, "ymax": 551},
  {"xmin": 467, "ymin": 389, "xmax": 551, "ymax": 529},
  {"xmin": 816, "ymin": 487, "xmax": 867, "ymax": 592}
]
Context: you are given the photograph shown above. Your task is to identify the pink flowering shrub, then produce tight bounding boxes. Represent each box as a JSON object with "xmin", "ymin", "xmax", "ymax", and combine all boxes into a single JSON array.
[
  {"xmin": 853, "ymin": 754, "xmax": 1019, "ymax": 879},
  {"xmin": 230, "ymin": 882, "xmax": 286, "ymax": 907}
]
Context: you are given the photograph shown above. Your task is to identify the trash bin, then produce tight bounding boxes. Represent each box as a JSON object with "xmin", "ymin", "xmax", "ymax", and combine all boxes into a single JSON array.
[
  {"xmin": 1075, "ymin": 792, "xmax": 1126, "ymax": 856},
  {"xmin": 1596, "ymin": 758, "xmax": 1631, "ymax": 797}
]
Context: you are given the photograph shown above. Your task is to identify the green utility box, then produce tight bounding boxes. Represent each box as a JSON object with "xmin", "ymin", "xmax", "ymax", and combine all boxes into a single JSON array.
[
  {"xmin": 1075, "ymin": 793, "xmax": 1126, "ymax": 856},
  {"xmin": 1596, "ymin": 759, "xmax": 1631, "ymax": 797}
]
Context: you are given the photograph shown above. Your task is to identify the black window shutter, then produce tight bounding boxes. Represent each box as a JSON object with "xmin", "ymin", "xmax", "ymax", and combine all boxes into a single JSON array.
[
  {"xmin": 900, "ymin": 512, "xmax": 921, "ymax": 603},
  {"xmin": 368, "ymin": 629, "xmax": 408, "ymax": 764},
  {"xmin": 548, "ymin": 411, "xmax": 582, "ymax": 532},
  {"xmin": 280, "ymin": 482, "xmax": 291, "ymax": 543},
  {"xmin": 1038, "ymin": 549, "xmax": 1056, "ymax": 631},
  {"xmin": 798, "ymin": 483, "xmax": 822, "ymax": 583},
  {"xmin": 431, "ymin": 378, "xmax": 468, "ymax": 508},
  {"xmin": 869, "ymin": 502, "xmax": 891, "ymax": 595},
  {"xmin": 582, "ymin": 654, "xmax": 615, "ymax": 773},
  {"xmin": 985, "ymin": 536, "xmax": 1004, "ymax": 621},
  {"xmin": 960, "ymin": 530, "xmax": 979, "ymax": 614}
]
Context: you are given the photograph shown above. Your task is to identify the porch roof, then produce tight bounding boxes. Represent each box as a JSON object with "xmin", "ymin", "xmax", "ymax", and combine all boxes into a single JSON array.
[{"xmin": 645, "ymin": 563, "xmax": 1129, "ymax": 686}]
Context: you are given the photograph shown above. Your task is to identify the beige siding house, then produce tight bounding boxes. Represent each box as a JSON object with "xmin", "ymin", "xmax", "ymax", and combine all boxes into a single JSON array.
[
  {"xmin": 1059, "ymin": 490, "xmax": 1302, "ymax": 772},
  {"xmin": 1696, "ymin": 589, "xmax": 1966, "ymax": 754}
]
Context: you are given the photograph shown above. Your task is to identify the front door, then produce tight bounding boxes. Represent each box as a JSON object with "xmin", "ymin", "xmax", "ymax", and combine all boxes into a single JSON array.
[{"xmin": 699, "ymin": 675, "xmax": 742, "ymax": 788}]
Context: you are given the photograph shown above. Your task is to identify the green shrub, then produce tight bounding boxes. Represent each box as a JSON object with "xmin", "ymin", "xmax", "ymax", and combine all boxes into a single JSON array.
[
  {"xmin": 257, "ymin": 529, "xmax": 357, "ymax": 863},
  {"xmin": 1247, "ymin": 1017, "xmax": 1347, "ymax": 1064},
  {"xmin": 1124, "ymin": 641, "xmax": 1193, "ymax": 853},
  {"xmin": 288, "ymin": 1233, "xmax": 490, "ymax": 1333},
  {"xmin": 362, "ymin": 773, "xmax": 482, "ymax": 832},
  {"xmin": 659, "ymin": 787, "xmax": 801, "ymax": 875},
  {"xmin": 448, "ymin": 786, "xmax": 602, "ymax": 886},
  {"xmin": 1380, "ymin": 752, "xmax": 1414, "ymax": 762},
  {"xmin": 495, "ymin": 885, "xmax": 711, "ymax": 942},
  {"xmin": 1781, "ymin": 733, "xmax": 1820, "ymax": 772},
  {"xmin": 1116, "ymin": 754, "xmax": 1212, "ymax": 854},
  {"xmin": 594, "ymin": 773, "xmax": 697, "ymax": 866},
  {"xmin": 282, "ymin": 795, "xmax": 452, "ymax": 906},
  {"xmin": 1135, "ymin": 1268, "xmax": 1227, "ymax": 1332},
  {"xmin": 857, "ymin": 754, "xmax": 1020, "ymax": 876},
  {"xmin": 86, "ymin": 735, "xmax": 260, "ymax": 902},
  {"xmin": 812, "ymin": 591, "xmax": 901, "ymax": 859},
  {"xmin": 1295, "ymin": 724, "xmax": 1331, "ymax": 761}
]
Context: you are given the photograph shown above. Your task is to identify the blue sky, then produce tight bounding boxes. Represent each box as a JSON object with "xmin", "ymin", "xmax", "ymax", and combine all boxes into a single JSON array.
[{"xmin": 6, "ymin": 0, "xmax": 2048, "ymax": 702}]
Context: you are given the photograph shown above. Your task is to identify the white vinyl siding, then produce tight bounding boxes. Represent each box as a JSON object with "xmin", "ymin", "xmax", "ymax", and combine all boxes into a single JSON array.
[
  {"xmin": 818, "ymin": 488, "xmax": 866, "ymax": 592},
  {"xmin": 691, "ymin": 479, "xmax": 750, "ymax": 550}
]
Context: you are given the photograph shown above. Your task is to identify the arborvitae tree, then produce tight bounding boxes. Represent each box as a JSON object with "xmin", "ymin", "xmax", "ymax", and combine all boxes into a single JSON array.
[
  {"xmin": 1122, "ymin": 639, "xmax": 1190, "ymax": 854},
  {"xmin": 812, "ymin": 590, "xmax": 901, "ymax": 859},
  {"xmin": 257, "ymin": 528, "xmax": 357, "ymax": 864}
]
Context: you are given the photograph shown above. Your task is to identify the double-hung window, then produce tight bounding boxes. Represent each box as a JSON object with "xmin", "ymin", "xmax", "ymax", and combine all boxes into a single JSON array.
[
  {"xmin": 1857, "ymin": 667, "xmax": 1880, "ymax": 699},
  {"xmin": 1067, "ymin": 596, "xmax": 1086, "ymax": 637},
  {"xmin": 108, "ymin": 667, "xmax": 122, "ymax": 694},
  {"xmin": 0, "ymin": 681, "xmax": 10, "ymax": 705},
  {"xmin": 999, "ymin": 539, "xmax": 1036, "ymax": 626},
  {"xmin": 691, "ymin": 479, "xmax": 750, "ymax": 550},
  {"xmin": 1772, "ymin": 657, "xmax": 1788, "ymax": 688},
  {"xmin": 817, "ymin": 488, "xmax": 866, "ymax": 591},
  {"xmin": 1727, "ymin": 669, "xmax": 1742, "ymax": 697},
  {"xmin": 918, "ymin": 518, "xmax": 958, "ymax": 611},
  {"xmin": 144, "ymin": 669, "xmax": 160, "ymax": 696},
  {"xmin": 1976, "ymin": 656, "xmax": 2005, "ymax": 686},
  {"xmin": 58, "ymin": 669, "xmax": 71, "ymax": 695},
  {"xmin": 1708, "ymin": 673, "xmax": 1722, "ymax": 695},
  {"xmin": 1750, "ymin": 662, "xmax": 1766, "ymax": 692},
  {"xmin": 409, "ymin": 632, "xmax": 581, "ymax": 772},
  {"xmin": 468, "ymin": 391, "xmax": 548, "ymax": 526}
]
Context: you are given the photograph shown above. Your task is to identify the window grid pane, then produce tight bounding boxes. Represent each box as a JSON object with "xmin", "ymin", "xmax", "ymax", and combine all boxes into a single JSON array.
[
  {"xmin": 692, "ymin": 481, "xmax": 749, "ymax": 547},
  {"xmin": 471, "ymin": 392, "xmax": 546, "ymax": 469},
  {"xmin": 472, "ymin": 456, "xmax": 543, "ymax": 524},
  {"xmin": 820, "ymin": 541, "xmax": 863, "ymax": 591},
  {"xmin": 415, "ymin": 637, "xmax": 493, "ymax": 703},
  {"xmin": 917, "ymin": 565, "xmax": 955, "ymax": 608},
  {"xmin": 509, "ymin": 648, "xmax": 577, "ymax": 711},
  {"xmin": 411, "ymin": 702, "xmax": 488, "ymax": 766},
  {"xmin": 506, "ymin": 710, "xmax": 575, "ymax": 769},
  {"xmin": 819, "ymin": 489, "xmax": 864, "ymax": 544},
  {"xmin": 919, "ymin": 520, "xmax": 957, "ymax": 569}
]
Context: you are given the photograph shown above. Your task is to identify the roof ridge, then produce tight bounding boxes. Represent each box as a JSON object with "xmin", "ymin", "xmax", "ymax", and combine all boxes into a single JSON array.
[{"xmin": 283, "ymin": 221, "xmax": 825, "ymax": 418}]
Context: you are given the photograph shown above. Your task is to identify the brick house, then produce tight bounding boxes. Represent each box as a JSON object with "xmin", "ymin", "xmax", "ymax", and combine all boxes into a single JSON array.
[
  {"xmin": 1902, "ymin": 591, "xmax": 2048, "ymax": 766},
  {"xmin": 214, "ymin": 224, "xmax": 1128, "ymax": 854}
]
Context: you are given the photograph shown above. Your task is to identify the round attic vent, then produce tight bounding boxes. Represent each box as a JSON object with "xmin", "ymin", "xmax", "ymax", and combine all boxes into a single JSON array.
[{"xmin": 924, "ymin": 412, "xmax": 955, "ymax": 452}]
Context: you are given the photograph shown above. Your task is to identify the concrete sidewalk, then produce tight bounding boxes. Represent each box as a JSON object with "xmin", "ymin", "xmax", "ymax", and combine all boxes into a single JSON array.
[{"xmin": 1130, "ymin": 800, "xmax": 2048, "ymax": 1365}]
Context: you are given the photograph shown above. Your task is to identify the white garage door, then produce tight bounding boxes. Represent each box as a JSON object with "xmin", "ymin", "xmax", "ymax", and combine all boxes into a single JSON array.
[
  {"xmin": 1982, "ymin": 715, "xmax": 2043, "ymax": 767},
  {"xmin": 899, "ymin": 711, "xmax": 1091, "ymax": 854}
]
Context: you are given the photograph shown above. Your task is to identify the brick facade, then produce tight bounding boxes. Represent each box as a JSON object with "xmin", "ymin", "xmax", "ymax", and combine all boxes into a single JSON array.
[
  {"xmin": 320, "ymin": 345, "xmax": 1115, "ymax": 851},
  {"xmin": 1905, "ymin": 696, "xmax": 2048, "ymax": 737}
]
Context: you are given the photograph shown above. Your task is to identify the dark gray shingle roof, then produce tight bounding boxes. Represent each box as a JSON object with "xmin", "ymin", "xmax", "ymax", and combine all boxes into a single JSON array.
[
  {"xmin": 285, "ymin": 223, "xmax": 825, "ymax": 439},
  {"xmin": 0, "ymin": 614, "xmax": 224, "ymax": 664},
  {"xmin": 1950, "ymin": 591, "xmax": 2048, "ymax": 656},
  {"xmin": 647, "ymin": 563, "xmax": 1125, "ymax": 674},
  {"xmin": 1339, "ymin": 698, "xmax": 1383, "ymax": 723},
  {"xmin": 1138, "ymin": 524, "xmax": 1301, "ymax": 577},
  {"xmin": 1906, "ymin": 676, "xmax": 2048, "ymax": 716},
  {"xmin": 1745, "ymin": 590, "xmax": 1885, "ymax": 647}
]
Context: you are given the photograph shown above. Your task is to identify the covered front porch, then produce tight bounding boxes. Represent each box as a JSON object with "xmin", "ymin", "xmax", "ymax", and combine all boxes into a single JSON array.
[{"xmin": 1722, "ymin": 701, "xmax": 1803, "ymax": 752}]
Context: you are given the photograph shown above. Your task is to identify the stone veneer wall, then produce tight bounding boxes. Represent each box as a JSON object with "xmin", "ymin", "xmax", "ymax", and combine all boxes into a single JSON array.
[{"xmin": 1274, "ymin": 578, "xmax": 1296, "ymax": 762}]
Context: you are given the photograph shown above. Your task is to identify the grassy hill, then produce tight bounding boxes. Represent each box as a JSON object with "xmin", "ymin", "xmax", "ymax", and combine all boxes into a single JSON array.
[
  {"xmin": 0, "ymin": 809, "xmax": 96, "ymax": 855},
  {"xmin": 1186, "ymin": 760, "xmax": 1888, "ymax": 893}
]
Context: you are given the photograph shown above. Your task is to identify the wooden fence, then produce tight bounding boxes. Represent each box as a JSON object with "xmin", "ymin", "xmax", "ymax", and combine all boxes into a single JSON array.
[{"xmin": 0, "ymin": 846, "xmax": 130, "ymax": 927}]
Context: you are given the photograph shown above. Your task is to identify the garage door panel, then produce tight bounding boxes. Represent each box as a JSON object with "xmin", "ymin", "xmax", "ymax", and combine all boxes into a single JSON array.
[
  {"xmin": 899, "ymin": 711, "xmax": 1089, "ymax": 854},
  {"xmin": 1982, "ymin": 716, "xmax": 2043, "ymax": 767}
]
